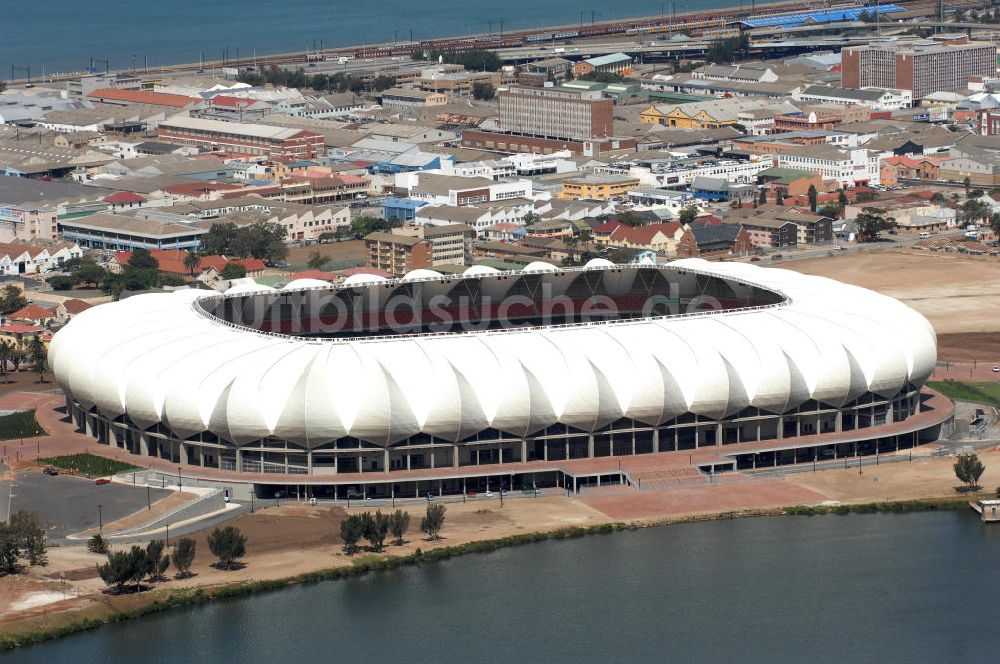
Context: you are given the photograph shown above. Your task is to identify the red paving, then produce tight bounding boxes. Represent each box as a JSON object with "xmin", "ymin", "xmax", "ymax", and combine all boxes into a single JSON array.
[
  {"xmin": 580, "ymin": 481, "xmax": 828, "ymax": 520},
  {"xmin": 932, "ymin": 363, "xmax": 1000, "ymax": 382}
]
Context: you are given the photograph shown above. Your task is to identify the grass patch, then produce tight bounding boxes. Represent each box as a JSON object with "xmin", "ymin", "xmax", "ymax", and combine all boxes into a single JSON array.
[
  {"xmin": 928, "ymin": 381, "xmax": 1000, "ymax": 408},
  {"xmin": 38, "ymin": 453, "xmax": 137, "ymax": 477},
  {"xmin": 0, "ymin": 410, "xmax": 45, "ymax": 441},
  {"xmin": 783, "ymin": 496, "xmax": 973, "ymax": 516}
]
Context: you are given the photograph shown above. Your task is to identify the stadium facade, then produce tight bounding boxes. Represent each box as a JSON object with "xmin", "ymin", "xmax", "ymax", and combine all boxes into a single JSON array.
[{"xmin": 51, "ymin": 259, "xmax": 949, "ymax": 497}]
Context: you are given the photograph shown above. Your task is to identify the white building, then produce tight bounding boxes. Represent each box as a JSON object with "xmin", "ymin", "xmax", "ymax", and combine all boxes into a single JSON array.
[
  {"xmin": 777, "ymin": 146, "xmax": 880, "ymax": 187},
  {"xmin": 794, "ymin": 86, "xmax": 913, "ymax": 111}
]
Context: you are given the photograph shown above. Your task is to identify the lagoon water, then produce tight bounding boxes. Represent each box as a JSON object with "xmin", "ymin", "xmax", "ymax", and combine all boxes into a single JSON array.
[
  {"xmin": 4, "ymin": 0, "xmax": 739, "ymax": 76},
  {"xmin": 11, "ymin": 511, "xmax": 1000, "ymax": 663}
]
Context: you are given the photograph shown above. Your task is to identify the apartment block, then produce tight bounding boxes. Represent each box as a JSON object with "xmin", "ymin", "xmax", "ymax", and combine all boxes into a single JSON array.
[{"xmin": 841, "ymin": 42, "xmax": 997, "ymax": 99}]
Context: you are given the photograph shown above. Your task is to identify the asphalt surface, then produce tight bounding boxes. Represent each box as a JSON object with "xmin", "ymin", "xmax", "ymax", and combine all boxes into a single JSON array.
[{"xmin": 4, "ymin": 468, "xmax": 171, "ymax": 539}]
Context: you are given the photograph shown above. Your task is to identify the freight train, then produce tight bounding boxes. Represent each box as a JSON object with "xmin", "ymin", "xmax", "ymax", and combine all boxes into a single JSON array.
[{"xmin": 353, "ymin": 0, "xmax": 826, "ymax": 58}]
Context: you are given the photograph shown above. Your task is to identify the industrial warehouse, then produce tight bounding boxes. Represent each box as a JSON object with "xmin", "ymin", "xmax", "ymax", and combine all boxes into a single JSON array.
[{"xmin": 50, "ymin": 259, "xmax": 949, "ymax": 499}]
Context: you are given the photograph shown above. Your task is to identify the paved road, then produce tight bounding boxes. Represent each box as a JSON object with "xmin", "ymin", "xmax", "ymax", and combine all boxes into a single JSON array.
[{"xmin": 7, "ymin": 468, "xmax": 171, "ymax": 540}]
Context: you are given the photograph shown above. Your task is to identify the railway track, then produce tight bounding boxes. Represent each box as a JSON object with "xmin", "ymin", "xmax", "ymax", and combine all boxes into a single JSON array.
[{"xmin": 5, "ymin": 0, "xmax": 984, "ymax": 85}]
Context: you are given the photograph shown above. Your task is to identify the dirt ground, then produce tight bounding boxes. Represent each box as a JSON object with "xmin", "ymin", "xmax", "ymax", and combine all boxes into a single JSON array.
[
  {"xmin": 0, "ymin": 372, "xmax": 52, "ymax": 399},
  {"xmin": 285, "ymin": 240, "xmax": 365, "ymax": 271},
  {"xmin": 780, "ymin": 250, "xmax": 1000, "ymax": 361}
]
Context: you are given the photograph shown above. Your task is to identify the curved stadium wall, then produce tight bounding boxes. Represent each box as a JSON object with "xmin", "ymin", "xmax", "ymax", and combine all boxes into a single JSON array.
[{"xmin": 51, "ymin": 258, "xmax": 939, "ymax": 486}]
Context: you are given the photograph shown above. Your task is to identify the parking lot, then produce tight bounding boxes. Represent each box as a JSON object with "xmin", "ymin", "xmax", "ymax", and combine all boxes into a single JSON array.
[{"xmin": 1, "ymin": 467, "xmax": 170, "ymax": 539}]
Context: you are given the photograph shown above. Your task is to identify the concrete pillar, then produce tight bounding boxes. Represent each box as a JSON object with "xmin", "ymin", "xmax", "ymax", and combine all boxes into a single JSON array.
[
  {"xmin": 587, "ymin": 434, "xmax": 595, "ymax": 458},
  {"xmin": 384, "ymin": 449, "xmax": 390, "ymax": 473},
  {"xmin": 235, "ymin": 448, "xmax": 242, "ymax": 471},
  {"xmin": 652, "ymin": 429, "xmax": 659, "ymax": 453},
  {"xmin": 564, "ymin": 440, "xmax": 569, "ymax": 460},
  {"xmin": 453, "ymin": 444, "xmax": 460, "ymax": 468},
  {"xmin": 543, "ymin": 441, "xmax": 548, "ymax": 462},
  {"xmin": 520, "ymin": 439, "xmax": 527, "ymax": 463},
  {"xmin": 835, "ymin": 411, "xmax": 843, "ymax": 433},
  {"xmin": 139, "ymin": 434, "xmax": 150, "ymax": 457},
  {"xmin": 777, "ymin": 418, "xmax": 784, "ymax": 440},
  {"xmin": 307, "ymin": 450, "xmax": 313, "ymax": 474},
  {"xmin": 431, "ymin": 448, "xmax": 436, "ymax": 469},
  {"xmin": 717, "ymin": 423, "xmax": 723, "ymax": 446}
]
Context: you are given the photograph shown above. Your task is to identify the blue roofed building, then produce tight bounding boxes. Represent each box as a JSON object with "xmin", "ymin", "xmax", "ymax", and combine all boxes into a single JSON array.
[
  {"xmin": 573, "ymin": 52, "xmax": 633, "ymax": 77},
  {"xmin": 382, "ymin": 197, "xmax": 428, "ymax": 222},
  {"xmin": 739, "ymin": 4, "xmax": 903, "ymax": 29}
]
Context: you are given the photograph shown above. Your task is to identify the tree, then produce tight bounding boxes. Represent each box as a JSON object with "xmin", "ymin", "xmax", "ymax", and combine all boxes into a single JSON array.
[
  {"xmin": 9, "ymin": 347, "xmax": 25, "ymax": 373},
  {"xmin": 75, "ymin": 262, "xmax": 106, "ymax": 288},
  {"xmin": 990, "ymin": 212, "xmax": 1000, "ymax": 236},
  {"xmin": 389, "ymin": 509, "xmax": 410, "ymax": 545},
  {"xmin": 88, "ymin": 534, "xmax": 109, "ymax": 554},
  {"xmin": 471, "ymin": 82, "xmax": 496, "ymax": 101},
  {"xmin": 959, "ymin": 199, "xmax": 992, "ymax": 226},
  {"xmin": 28, "ymin": 334, "xmax": 46, "ymax": 383},
  {"xmin": 183, "ymin": 251, "xmax": 201, "ymax": 276},
  {"xmin": 207, "ymin": 526, "xmax": 246, "ymax": 570},
  {"xmin": 678, "ymin": 206, "xmax": 699, "ymax": 225},
  {"xmin": 954, "ymin": 453, "xmax": 985, "ymax": 490},
  {"xmin": 854, "ymin": 207, "xmax": 896, "ymax": 242},
  {"xmin": 172, "ymin": 538, "xmax": 196, "ymax": 578},
  {"xmin": 838, "ymin": 190, "xmax": 849, "ymax": 209},
  {"xmin": 202, "ymin": 222, "xmax": 238, "ymax": 256},
  {"xmin": 0, "ymin": 285, "xmax": 27, "ymax": 313},
  {"xmin": 807, "ymin": 184, "xmax": 818, "ymax": 212},
  {"xmin": 964, "ymin": 176, "xmax": 972, "ymax": 195},
  {"xmin": 220, "ymin": 263, "xmax": 247, "ymax": 280},
  {"xmin": 307, "ymin": 252, "xmax": 328, "ymax": 270},
  {"xmin": 46, "ymin": 275, "xmax": 77, "ymax": 291},
  {"xmin": 372, "ymin": 75, "xmax": 396, "ymax": 92},
  {"xmin": 363, "ymin": 510, "xmax": 390, "ymax": 552},
  {"xmin": 817, "ymin": 204, "xmax": 842, "ymax": 220},
  {"xmin": 774, "ymin": 189, "xmax": 785, "ymax": 206},
  {"xmin": 339, "ymin": 514, "xmax": 364, "ymax": 555},
  {"xmin": 969, "ymin": 188, "xmax": 984, "ymax": 199},
  {"xmin": 0, "ymin": 340, "xmax": 13, "ymax": 383},
  {"xmin": 930, "ymin": 191, "xmax": 946, "ymax": 204},
  {"xmin": 128, "ymin": 248, "xmax": 159, "ymax": 270},
  {"xmin": 758, "ymin": 189, "xmax": 767, "ymax": 206},
  {"xmin": 0, "ymin": 525, "xmax": 21, "ymax": 575},
  {"xmin": 98, "ymin": 547, "xmax": 148, "ymax": 594},
  {"xmin": 145, "ymin": 540, "xmax": 169, "ymax": 581},
  {"xmin": 9, "ymin": 511, "xmax": 46, "ymax": 566},
  {"xmin": 421, "ymin": 503, "xmax": 446, "ymax": 541}
]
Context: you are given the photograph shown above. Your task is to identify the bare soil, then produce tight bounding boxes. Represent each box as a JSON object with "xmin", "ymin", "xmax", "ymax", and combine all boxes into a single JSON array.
[
  {"xmin": 285, "ymin": 240, "xmax": 366, "ymax": 271},
  {"xmin": 779, "ymin": 250, "xmax": 1000, "ymax": 361}
]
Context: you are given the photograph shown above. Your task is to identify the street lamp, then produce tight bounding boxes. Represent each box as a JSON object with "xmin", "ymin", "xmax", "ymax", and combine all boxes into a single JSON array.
[{"xmin": 98, "ymin": 504, "xmax": 103, "ymax": 532}]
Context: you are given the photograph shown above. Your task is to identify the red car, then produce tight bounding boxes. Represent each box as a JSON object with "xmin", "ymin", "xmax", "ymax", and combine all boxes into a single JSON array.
[{"xmin": 94, "ymin": 478, "xmax": 111, "ymax": 485}]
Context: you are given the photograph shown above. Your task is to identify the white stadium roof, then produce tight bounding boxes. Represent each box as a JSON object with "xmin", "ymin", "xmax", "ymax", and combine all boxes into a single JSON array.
[{"xmin": 50, "ymin": 260, "xmax": 936, "ymax": 448}]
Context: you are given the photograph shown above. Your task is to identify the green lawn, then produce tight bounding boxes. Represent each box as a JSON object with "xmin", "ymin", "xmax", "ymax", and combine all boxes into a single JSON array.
[
  {"xmin": 0, "ymin": 410, "xmax": 46, "ymax": 440},
  {"xmin": 927, "ymin": 381, "xmax": 1000, "ymax": 408},
  {"xmin": 38, "ymin": 453, "xmax": 138, "ymax": 477}
]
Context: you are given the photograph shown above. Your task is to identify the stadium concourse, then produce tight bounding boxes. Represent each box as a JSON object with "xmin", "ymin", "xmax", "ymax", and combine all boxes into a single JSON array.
[{"xmin": 47, "ymin": 259, "xmax": 955, "ymax": 500}]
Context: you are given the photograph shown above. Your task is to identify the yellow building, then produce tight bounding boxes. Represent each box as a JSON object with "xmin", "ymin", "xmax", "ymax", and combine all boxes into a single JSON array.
[
  {"xmin": 558, "ymin": 174, "xmax": 641, "ymax": 201},
  {"xmin": 639, "ymin": 103, "xmax": 738, "ymax": 129}
]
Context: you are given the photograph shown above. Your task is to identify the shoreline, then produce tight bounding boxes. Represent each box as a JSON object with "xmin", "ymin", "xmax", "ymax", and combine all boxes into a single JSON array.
[{"xmin": 0, "ymin": 492, "xmax": 980, "ymax": 652}]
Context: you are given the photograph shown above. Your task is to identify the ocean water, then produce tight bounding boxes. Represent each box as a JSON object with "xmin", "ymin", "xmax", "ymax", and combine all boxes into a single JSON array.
[
  {"xmin": 12, "ymin": 511, "xmax": 1000, "ymax": 663},
  {"xmin": 2, "ymin": 0, "xmax": 738, "ymax": 77}
]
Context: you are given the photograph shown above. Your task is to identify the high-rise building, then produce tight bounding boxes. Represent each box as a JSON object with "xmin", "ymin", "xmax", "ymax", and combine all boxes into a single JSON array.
[
  {"xmin": 841, "ymin": 42, "xmax": 997, "ymax": 99},
  {"xmin": 497, "ymin": 85, "xmax": 614, "ymax": 141}
]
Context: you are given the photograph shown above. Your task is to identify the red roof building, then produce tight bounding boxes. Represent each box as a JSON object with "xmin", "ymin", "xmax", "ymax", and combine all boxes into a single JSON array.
[
  {"xmin": 86, "ymin": 88, "xmax": 199, "ymax": 109},
  {"xmin": 114, "ymin": 250, "xmax": 266, "ymax": 277}
]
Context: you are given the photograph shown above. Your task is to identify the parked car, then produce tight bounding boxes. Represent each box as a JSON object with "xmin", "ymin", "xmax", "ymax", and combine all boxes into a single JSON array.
[
  {"xmin": 42, "ymin": 466, "xmax": 58, "ymax": 476},
  {"xmin": 94, "ymin": 478, "xmax": 111, "ymax": 485}
]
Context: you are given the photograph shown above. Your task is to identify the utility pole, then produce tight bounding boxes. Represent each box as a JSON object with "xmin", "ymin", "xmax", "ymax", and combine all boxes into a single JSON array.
[{"xmin": 98, "ymin": 504, "xmax": 103, "ymax": 532}]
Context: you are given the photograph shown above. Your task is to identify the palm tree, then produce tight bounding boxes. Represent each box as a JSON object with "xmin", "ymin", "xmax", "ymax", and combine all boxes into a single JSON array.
[{"xmin": 183, "ymin": 251, "xmax": 201, "ymax": 276}]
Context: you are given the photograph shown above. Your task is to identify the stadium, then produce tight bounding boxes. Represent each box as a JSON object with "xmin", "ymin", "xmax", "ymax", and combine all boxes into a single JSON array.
[{"xmin": 50, "ymin": 258, "xmax": 951, "ymax": 498}]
